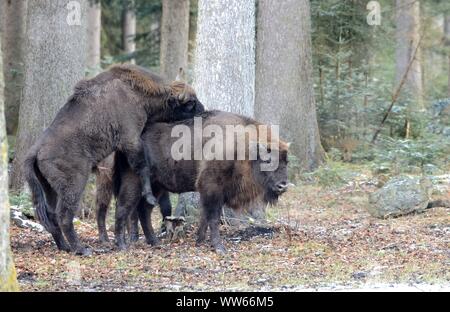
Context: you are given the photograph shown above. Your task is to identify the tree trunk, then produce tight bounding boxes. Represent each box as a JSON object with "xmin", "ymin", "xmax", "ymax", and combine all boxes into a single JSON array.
[
  {"xmin": 160, "ymin": 0, "xmax": 190, "ymax": 80},
  {"xmin": 179, "ymin": 0, "xmax": 255, "ymax": 220},
  {"xmin": 10, "ymin": 0, "xmax": 87, "ymax": 190},
  {"xmin": 193, "ymin": 0, "xmax": 255, "ymax": 116},
  {"xmin": 1, "ymin": 0, "xmax": 27, "ymax": 135},
  {"xmin": 0, "ymin": 27, "xmax": 19, "ymax": 292},
  {"xmin": 255, "ymin": 0, "xmax": 324, "ymax": 171},
  {"xmin": 395, "ymin": 0, "xmax": 423, "ymax": 110},
  {"xmin": 122, "ymin": 0, "xmax": 136, "ymax": 64},
  {"xmin": 445, "ymin": 15, "xmax": 450, "ymax": 97},
  {"xmin": 87, "ymin": 0, "xmax": 101, "ymax": 71}
]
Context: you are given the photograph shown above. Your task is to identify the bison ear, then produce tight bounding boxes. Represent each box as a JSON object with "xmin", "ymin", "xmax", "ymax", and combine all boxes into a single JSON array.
[{"xmin": 168, "ymin": 96, "xmax": 179, "ymax": 109}]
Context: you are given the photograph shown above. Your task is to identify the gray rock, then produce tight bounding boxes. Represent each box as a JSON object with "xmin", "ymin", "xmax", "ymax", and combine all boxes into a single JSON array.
[
  {"xmin": 368, "ymin": 176, "xmax": 432, "ymax": 218},
  {"xmin": 10, "ymin": 205, "xmax": 44, "ymax": 232}
]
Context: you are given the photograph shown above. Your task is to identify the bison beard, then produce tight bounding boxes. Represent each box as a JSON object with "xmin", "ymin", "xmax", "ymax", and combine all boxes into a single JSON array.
[
  {"xmin": 109, "ymin": 110, "xmax": 289, "ymax": 253},
  {"xmin": 22, "ymin": 65, "xmax": 204, "ymax": 255}
]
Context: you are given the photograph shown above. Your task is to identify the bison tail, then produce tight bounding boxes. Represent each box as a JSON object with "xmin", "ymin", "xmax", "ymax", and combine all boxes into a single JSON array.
[
  {"xmin": 23, "ymin": 152, "xmax": 55, "ymax": 233},
  {"xmin": 112, "ymin": 151, "xmax": 129, "ymax": 197}
]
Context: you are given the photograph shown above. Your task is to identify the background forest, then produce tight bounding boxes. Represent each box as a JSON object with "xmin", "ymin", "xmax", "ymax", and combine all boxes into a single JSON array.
[{"xmin": 0, "ymin": 0, "xmax": 449, "ymax": 291}]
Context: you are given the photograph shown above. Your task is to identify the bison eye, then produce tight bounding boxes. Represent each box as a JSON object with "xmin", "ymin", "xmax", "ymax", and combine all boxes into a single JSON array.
[{"xmin": 185, "ymin": 101, "xmax": 195, "ymax": 111}]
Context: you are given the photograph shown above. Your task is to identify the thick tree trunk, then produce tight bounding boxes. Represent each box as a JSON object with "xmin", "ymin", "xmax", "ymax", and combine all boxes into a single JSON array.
[
  {"xmin": 160, "ymin": 0, "xmax": 190, "ymax": 80},
  {"xmin": 179, "ymin": 0, "xmax": 255, "ymax": 219},
  {"xmin": 122, "ymin": 0, "xmax": 136, "ymax": 64},
  {"xmin": 0, "ymin": 29, "xmax": 19, "ymax": 292},
  {"xmin": 1, "ymin": 0, "xmax": 27, "ymax": 135},
  {"xmin": 193, "ymin": 0, "xmax": 255, "ymax": 116},
  {"xmin": 445, "ymin": 15, "xmax": 450, "ymax": 97},
  {"xmin": 395, "ymin": 0, "xmax": 423, "ymax": 109},
  {"xmin": 255, "ymin": 0, "xmax": 324, "ymax": 171},
  {"xmin": 10, "ymin": 0, "xmax": 87, "ymax": 190},
  {"xmin": 87, "ymin": 0, "xmax": 101, "ymax": 70}
]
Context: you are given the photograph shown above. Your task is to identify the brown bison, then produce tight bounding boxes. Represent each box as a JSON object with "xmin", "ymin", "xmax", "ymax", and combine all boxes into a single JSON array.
[
  {"xmin": 94, "ymin": 155, "xmax": 171, "ymax": 244},
  {"xmin": 23, "ymin": 65, "xmax": 204, "ymax": 255},
  {"xmin": 109, "ymin": 110, "xmax": 290, "ymax": 252}
]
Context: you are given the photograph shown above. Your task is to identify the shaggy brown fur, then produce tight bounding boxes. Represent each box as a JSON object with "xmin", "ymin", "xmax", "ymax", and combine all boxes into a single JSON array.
[
  {"xmin": 94, "ymin": 155, "xmax": 171, "ymax": 243},
  {"xmin": 110, "ymin": 110, "xmax": 289, "ymax": 252},
  {"xmin": 23, "ymin": 64, "xmax": 204, "ymax": 255}
]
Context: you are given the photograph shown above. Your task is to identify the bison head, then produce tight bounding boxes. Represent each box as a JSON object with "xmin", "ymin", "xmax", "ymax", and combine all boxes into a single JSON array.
[
  {"xmin": 164, "ymin": 78, "xmax": 205, "ymax": 121},
  {"xmin": 251, "ymin": 143, "xmax": 290, "ymax": 204}
]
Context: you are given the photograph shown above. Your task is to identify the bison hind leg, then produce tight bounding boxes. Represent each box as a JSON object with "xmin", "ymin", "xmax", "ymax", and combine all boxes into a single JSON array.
[{"xmin": 137, "ymin": 199, "xmax": 160, "ymax": 247}]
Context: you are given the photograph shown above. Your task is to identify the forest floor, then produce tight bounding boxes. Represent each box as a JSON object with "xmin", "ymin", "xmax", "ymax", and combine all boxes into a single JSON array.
[{"xmin": 10, "ymin": 169, "xmax": 450, "ymax": 292}]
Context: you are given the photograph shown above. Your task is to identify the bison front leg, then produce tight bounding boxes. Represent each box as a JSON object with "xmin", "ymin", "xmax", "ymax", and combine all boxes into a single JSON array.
[{"xmin": 122, "ymin": 140, "xmax": 157, "ymax": 206}]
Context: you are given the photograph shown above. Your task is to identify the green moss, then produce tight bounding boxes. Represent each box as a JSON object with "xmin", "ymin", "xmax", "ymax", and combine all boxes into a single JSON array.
[{"xmin": 0, "ymin": 261, "xmax": 19, "ymax": 292}]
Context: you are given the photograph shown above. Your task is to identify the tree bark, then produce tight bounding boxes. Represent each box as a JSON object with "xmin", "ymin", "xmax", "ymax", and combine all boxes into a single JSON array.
[
  {"xmin": 395, "ymin": 0, "xmax": 423, "ymax": 109},
  {"xmin": 444, "ymin": 15, "xmax": 450, "ymax": 97},
  {"xmin": 160, "ymin": 0, "xmax": 190, "ymax": 80},
  {"xmin": 0, "ymin": 27, "xmax": 19, "ymax": 292},
  {"xmin": 87, "ymin": 0, "xmax": 101, "ymax": 71},
  {"xmin": 255, "ymin": 0, "xmax": 324, "ymax": 171},
  {"xmin": 193, "ymin": 0, "xmax": 255, "ymax": 116},
  {"xmin": 122, "ymin": 0, "xmax": 136, "ymax": 64},
  {"xmin": 179, "ymin": 0, "xmax": 255, "ymax": 219},
  {"xmin": 1, "ymin": 0, "xmax": 27, "ymax": 135},
  {"xmin": 10, "ymin": 0, "xmax": 87, "ymax": 190}
]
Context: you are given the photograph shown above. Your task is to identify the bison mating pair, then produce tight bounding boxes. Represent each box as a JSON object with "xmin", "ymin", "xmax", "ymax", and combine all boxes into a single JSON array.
[
  {"xmin": 96, "ymin": 110, "xmax": 290, "ymax": 253},
  {"xmin": 24, "ymin": 65, "xmax": 290, "ymax": 255},
  {"xmin": 23, "ymin": 65, "xmax": 204, "ymax": 255}
]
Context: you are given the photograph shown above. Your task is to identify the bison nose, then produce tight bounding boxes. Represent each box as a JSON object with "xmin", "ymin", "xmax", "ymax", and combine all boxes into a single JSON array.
[{"xmin": 276, "ymin": 181, "xmax": 289, "ymax": 192}]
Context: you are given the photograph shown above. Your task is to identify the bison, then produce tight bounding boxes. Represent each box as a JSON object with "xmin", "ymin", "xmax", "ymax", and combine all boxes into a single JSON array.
[
  {"xmin": 107, "ymin": 110, "xmax": 290, "ymax": 252},
  {"xmin": 23, "ymin": 65, "xmax": 204, "ymax": 255},
  {"xmin": 94, "ymin": 155, "xmax": 171, "ymax": 244}
]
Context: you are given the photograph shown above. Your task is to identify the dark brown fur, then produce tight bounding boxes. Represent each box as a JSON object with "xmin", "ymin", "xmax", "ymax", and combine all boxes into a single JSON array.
[
  {"xmin": 111, "ymin": 110, "xmax": 289, "ymax": 252},
  {"xmin": 23, "ymin": 64, "xmax": 204, "ymax": 255},
  {"xmin": 94, "ymin": 155, "xmax": 171, "ymax": 244}
]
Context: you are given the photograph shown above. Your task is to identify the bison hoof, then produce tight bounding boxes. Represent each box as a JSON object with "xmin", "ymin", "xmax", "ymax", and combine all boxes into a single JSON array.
[
  {"xmin": 57, "ymin": 243, "xmax": 72, "ymax": 253},
  {"xmin": 130, "ymin": 234, "xmax": 139, "ymax": 243},
  {"xmin": 75, "ymin": 246, "xmax": 93, "ymax": 256},
  {"xmin": 99, "ymin": 236, "xmax": 110, "ymax": 245},
  {"xmin": 144, "ymin": 193, "xmax": 157, "ymax": 206},
  {"xmin": 213, "ymin": 244, "xmax": 227, "ymax": 254},
  {"xmin": 146, "ymin": 237, "xmax": 160, "ymax": 247},
  {"xmin": 115, "ymin": 242, "xmax": 128, "ymax": 251}
]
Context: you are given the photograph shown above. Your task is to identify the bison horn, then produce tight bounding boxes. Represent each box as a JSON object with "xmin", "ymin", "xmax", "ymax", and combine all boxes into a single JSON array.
[
  {"xmin": 175, "ymin": 67, "xmax": 185, "ymax": 81},
  {"xmin": 178, "ymin": 92, "xmax": 187, "ymax": 101}
]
